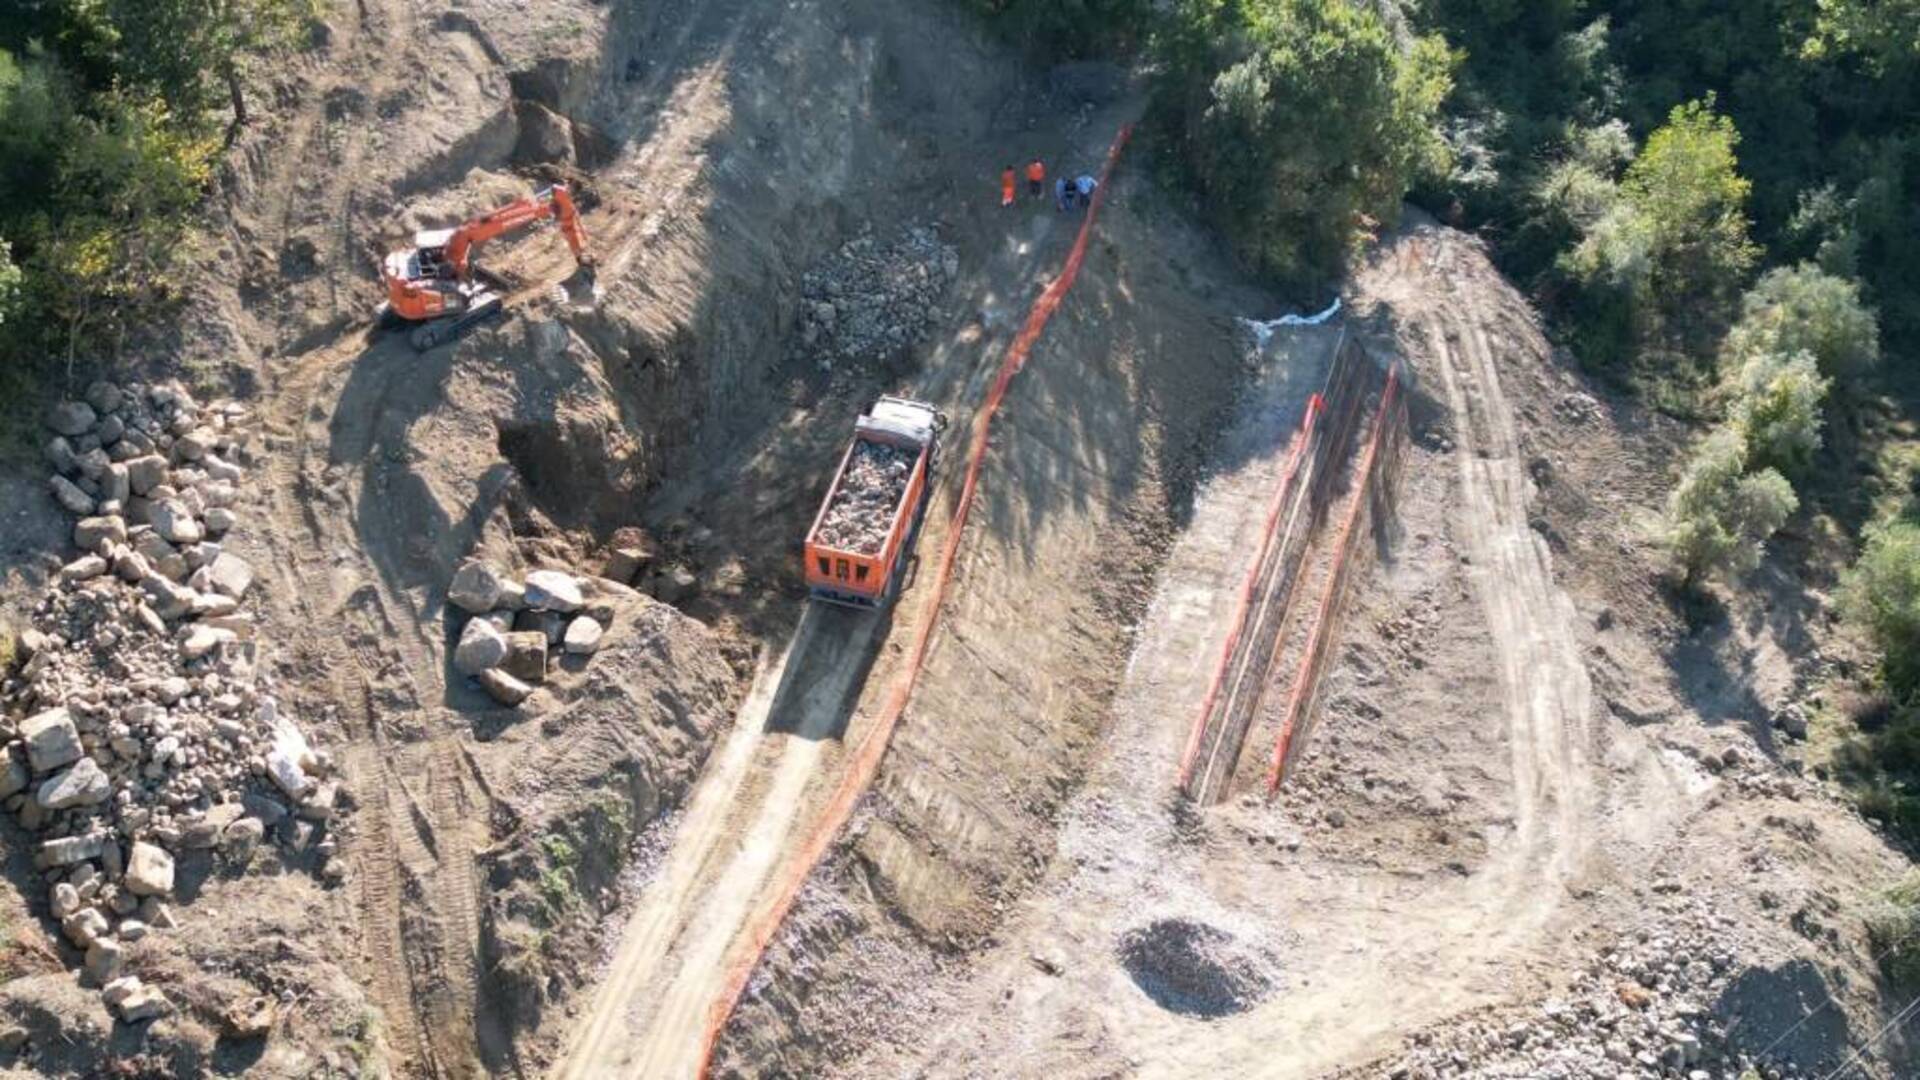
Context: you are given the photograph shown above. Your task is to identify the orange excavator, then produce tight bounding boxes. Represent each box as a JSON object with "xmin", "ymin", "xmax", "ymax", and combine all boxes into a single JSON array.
[{"xmin": 380, "ymin": 183, "xmax": 593, "ymax": 351}]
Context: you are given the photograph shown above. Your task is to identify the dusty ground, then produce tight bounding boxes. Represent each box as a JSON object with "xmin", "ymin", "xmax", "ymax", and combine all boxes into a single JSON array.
[{"xmin": 0, "ymin": 0, "xmax": 1915, "ymax": 1077}]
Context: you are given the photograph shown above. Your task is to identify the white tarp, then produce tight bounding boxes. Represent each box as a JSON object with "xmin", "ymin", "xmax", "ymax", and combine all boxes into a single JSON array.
[{"xmin": 1237, "ymin": 298, "xmax": 1343, "ymax": 352}]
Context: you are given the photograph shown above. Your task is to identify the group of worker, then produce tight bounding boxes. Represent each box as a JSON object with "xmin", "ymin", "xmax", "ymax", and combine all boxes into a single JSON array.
[{"xmin": 1001, "ymin": 158, "xmax": 1098, "ymax": 212}]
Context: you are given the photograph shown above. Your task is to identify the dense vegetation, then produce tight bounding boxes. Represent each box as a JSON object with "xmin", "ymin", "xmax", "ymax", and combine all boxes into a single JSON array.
[{"xmin": 0, "ymin": 0, "xmax": 314, "ymax": 445}]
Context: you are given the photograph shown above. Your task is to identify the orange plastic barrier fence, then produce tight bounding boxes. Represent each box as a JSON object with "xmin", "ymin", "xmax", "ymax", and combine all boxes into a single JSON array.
[
  {"xmin": 1175, "ymin": 392, "xmax": 1322, "ymax": 793},
  {"xmin": 694, "ymin": 123, "xmax": 1134, "ymax": 1076},
  {"xmin": 1265, "ymin": 363, "xmax": 1401, "ymax": 793}
]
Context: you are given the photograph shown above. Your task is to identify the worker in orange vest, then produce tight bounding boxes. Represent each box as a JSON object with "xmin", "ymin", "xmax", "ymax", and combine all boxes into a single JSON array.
[
  {"xmin": 1026, "ymin": 158, "xmax": 1045, "ymax": 198},
  {"xmin": 1001, "ymin": 165, "xmax": 1016, "ymax": 207}
]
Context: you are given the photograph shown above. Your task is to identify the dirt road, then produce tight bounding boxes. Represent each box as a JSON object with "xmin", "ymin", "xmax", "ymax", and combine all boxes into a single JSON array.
[{"xmin": 552, "ymin": 602, "xmax": 882, "ymax": 1079}]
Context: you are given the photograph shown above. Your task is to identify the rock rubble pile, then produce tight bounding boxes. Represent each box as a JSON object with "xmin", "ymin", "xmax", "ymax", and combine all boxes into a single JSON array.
[
  {"xmin": 448, "ymin": 559, "xmax": 625, "ymax": 705},
  {"xmin": 1116, "ymin": 917, "xmax": 1276, "ymax": 1019},
  {"xmin": 796, "ymin": 225, "xmax": 957, "ymax": 369},
  {"xmin": 1386, "ymin": 894, "xmax": 1818, "ymax": 1080},
  {"xmin": 814, "ymin": 441, "xmax": 912, "ymax": 555},
  {"xmin": 2, "ymin": 381, "xmax": 336, "ymax": 1026}
]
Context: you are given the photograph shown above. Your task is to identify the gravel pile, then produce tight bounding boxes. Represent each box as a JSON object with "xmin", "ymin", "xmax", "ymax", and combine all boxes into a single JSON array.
[
  {"xmin": 1117, "ymin": 917, "xmax": 1276, "ymax": 1019},
  {"xmin": 3, "ymin": 381, "xmax": 336, "ymax": 1025},
  {"xmin": 796, "ymin": 225, "xmax": 957, "ymax": 369},
  {"xmin": 1385, "ymin": 892, "xmax": 1825, "ymax": 1080},
  {"xmin": 814, "ymin": 441, "xmax": 912, "ymax": 555}
]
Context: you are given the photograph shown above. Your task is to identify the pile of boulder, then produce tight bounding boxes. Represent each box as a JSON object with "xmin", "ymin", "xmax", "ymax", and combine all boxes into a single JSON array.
[
  {"xmin": 1, "ymin": 381, "xmax": 336, "ymax": 1026},
  {"xmin": 814, "ymin": 440, "xmax": 912, "ymax": 555},
  {"xmin": 796, "ymin": 224, "xmax": 957, "ymax": 369},
  {"xmin": 1385, "ymin": 890, "xmax": 1814, "ymax": 1079},
  {"xmin": 448, "ymin": 559, "xmax": 626, "ymax": 705}
]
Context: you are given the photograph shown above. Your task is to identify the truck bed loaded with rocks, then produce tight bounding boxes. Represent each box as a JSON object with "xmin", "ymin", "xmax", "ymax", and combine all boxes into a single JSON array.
[{"xmin": 803, "ymin": 397, "xmax": 942, "ymax": 609}]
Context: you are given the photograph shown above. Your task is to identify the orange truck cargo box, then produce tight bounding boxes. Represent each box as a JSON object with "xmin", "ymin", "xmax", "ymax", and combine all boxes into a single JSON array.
[{"xmin": 804, "ymin": 397, "xmax": 942, "ymax": 609}]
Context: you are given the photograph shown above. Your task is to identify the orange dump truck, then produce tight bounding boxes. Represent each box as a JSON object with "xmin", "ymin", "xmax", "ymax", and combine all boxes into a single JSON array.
[{"xmin": 804, "ymin": 397, "xmax": 943, "ymax": 609}]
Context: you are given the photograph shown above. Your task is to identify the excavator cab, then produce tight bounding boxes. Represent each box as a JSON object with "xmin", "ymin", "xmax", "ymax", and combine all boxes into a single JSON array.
[{"xmin": 379, "ymin": 184, "xmax": 592, "ymax": 351}]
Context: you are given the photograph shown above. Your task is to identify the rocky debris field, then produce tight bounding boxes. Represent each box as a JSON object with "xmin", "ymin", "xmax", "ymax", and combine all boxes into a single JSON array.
[
  {"xmin": 1116, "ymin": 917, "xmax": 1279, "ymax": 1019},
  {"xmin": 795, "ymin": 225, "xmax": 958, "ymax": 371},
  {"xmin": 2, "ymin": 381, "xmax": 335, "ymax": 1029},
  {"xmin": 448, "ymin": 558, "xmax": 631, "ymax": 705},
  {"xmin": 1381, "ymin": 891, "xmax": 1837, "ymax": 1079},
  {"xmin": 813, "ymin": 440, "xmax": 913, "ymax": 555}
]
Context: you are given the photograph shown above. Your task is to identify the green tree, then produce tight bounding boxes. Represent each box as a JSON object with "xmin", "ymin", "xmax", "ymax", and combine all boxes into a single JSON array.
[
  {"xmin": 0, "ymin": 237, "xmax": 20, "ymax": 327},
  {"xmin": 1665, "ymin": 427, "xmax": 1799, "ymax": 588},
  {"xmin": 97, "ymin": 0, "xmax": 318, "ymax": 142},
  {"xmin": 1724, "ymin": 262, "xmax": 1880, "ymax": 382},
  {"xmin": 1728, "ymin": 349, "xmax": 1830, "ymax": 476},
  {"xmin": 1804, "ymin": 0, "xmax": 1920, "ymax": 73},
  {"xmin": 1843, "ymin": 521, "xmax": 1920, "ymax": 698},
  {"xmin": 1567, "ymin": 98, "xmax": 1759, "ymax": 352},
  {"xmin": 1169, "ymin": 0, "xmax": 1455, "ymax": 283}
]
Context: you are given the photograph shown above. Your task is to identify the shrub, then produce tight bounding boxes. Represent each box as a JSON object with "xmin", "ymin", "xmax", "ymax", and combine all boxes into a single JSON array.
[
  {"xmin": 1564, "ymin": 98, "xmax": 1758, "ymax": 355},
  {"xmin": 1842, "ymin": 521, "xmax": 1920, "ymax": 699},
  {"xmin": 1165, "ymin": 0, "xmax": 1455, "ymax": 285},
  {"xmin": 1723, "ymin": 262, "xmax": 1880, "ymax": 383},
  {"xmin": 1727, "ymin": 349, "xmax": 1830, "ymax": 477},
  {"xmin": 1664, "ymin": 427, "xmax": 1798, "ymax": 588},
  {"xmin": 1865, "ymin": 871, "xmax": 1920, "ymax": 990}
]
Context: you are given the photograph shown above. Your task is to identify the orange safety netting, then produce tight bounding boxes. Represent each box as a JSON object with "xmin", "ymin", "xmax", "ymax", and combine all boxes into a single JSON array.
[
  {"xmin": 695, "ymin": 122, "xmax": 1133, "ymax": 1076},
  {"xmin": 1265, "ymin": 363, "xmax": 1402, "ymax": 793},
  {"xmin": 1175, "ymin": 393, "xmax": 1322, "ymax": 793}
]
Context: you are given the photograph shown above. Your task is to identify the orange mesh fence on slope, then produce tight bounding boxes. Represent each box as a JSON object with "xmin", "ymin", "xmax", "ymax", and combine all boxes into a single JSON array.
[
  {"xmin": 1265, "ymin": 362, "xmax": 1403, "ymax": 794},
  {"xmin": 1174, "ymin": 392, "xmax": 1322, "ymax": 793},
  {"xmin": 695, "ymin": 122, "xmax": 1134, "ymax": 1076}
]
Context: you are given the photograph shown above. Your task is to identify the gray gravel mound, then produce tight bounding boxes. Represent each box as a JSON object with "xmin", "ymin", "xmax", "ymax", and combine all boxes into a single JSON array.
[{"xmin": 1118, "ymin": 918, "xmax": 1275, "ymax": 1019}]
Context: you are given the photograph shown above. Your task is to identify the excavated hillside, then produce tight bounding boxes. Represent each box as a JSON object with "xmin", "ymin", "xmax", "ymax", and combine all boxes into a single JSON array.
[{"xmin": 0, "ymin": 0, "xmax": 1914, "ymax": 1078}]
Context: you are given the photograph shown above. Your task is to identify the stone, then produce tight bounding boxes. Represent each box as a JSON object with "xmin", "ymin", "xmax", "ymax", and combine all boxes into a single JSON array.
[
  {"xmin": 102, "ymin": 976, "xmax": 141, "ymax": 1010},
  {"xmin": 60, "ymin": 554, "xmax": 108, "ymax": 583},
  {"xmin": 150, "ymin": 499, "xmax": 203, "ymax": 545},
  {"xmin": 116, "ymin": 985, "xmax": 173, "ymax": 1023},
  {"xmin": 515, "ymin": 608, "xmax": 569, "ymax": 645},
  {"xmin": 497, "ymin": 579, "xmax": 526, "ymax": 610},
  {"xmin": 37, "ymin": 757, "xmax": 110, "ymax": 809},
  {"xmin": 139, "ymin": 898, "xmax": 178, "ymax": 929},
  {"xmin": 75, "ymin": 446, "xmax": 111, "ymax": 480},
  {"xmin": 478, "ymin": 667, "xmax": 533, "ymax": 706},
  {"xmin": 124, "ymin": 842, "xmax": 174, "ymax": 897},
  {"xmin": 174, "ymin": 427, "xmax": 216, "ymax": 461},
  {"xmin": 125, "ymin": 455, "xmax": 169, "ymax": 496},
  {"xmin": 448, "ymin": 560, "xmax": 507, "ymax": 614},
  {"xmin": 454, "ymin": 616, "xmax": 508, "ymax": 676},
  {"xmin": 49, "ymin": 474, "xmax": 96, "ymax": 515},
  {"xmin": 241, "ymin": 794, "xmax": 289, "ymax": 827},
  {"xmin": 604, "ymin": 544, "xmax": 652, "ymax": 584},
  {"xmin": 564, "ymin": 615, "xmax": 605, "ymax": 655},
  {"xmin": 84, "ymin": 937, "xmax": 124, "ymax": 985},
  {"xmin": 179, "ymin": 624, "xmax": 237, "ymax": 660},
  {"xmin": 118, "ymin": 920, "xmax": 148, "ymax": 942},
  {"xmin": 101, "ymin": 463, "xmax": 130, "ymax": 505},
  {"xmin": 204, "ymin": 506, "xmax": 237, "ymax": 534},
  {"xmin": 267, "ymin": 748, "xmax": 312, "ymax": 799},
  {"xmin": 47, "ymin": 400, "xmax": 97, "ymax": 436},
  {"xmin": 502, "ymin": 631, "xmax": 548, "ymax": 683},
  {"xmin": 523, "ymin": 569, "xmax": 584, "ymax": 613},
  {"xmin": 222, "ymin": 816, "xmax": 265, "ymax": 859},
  {"xmin": 50, "ymin": 882, "xmax": 80, "ymax": 920},
  {"xmin": 40, "ymin": 833, "xmax": 107, "ymax": 867},
  {"xmin": 220, "ymin": 996, "xmax": 277, "ymax": 1039},
  {"xmin": 46, "ymin": 435, "xmax": 79, "ymax": 474},
  {"xmin": 0, "ymin": 755, "xmax": 26, "ymax": 801},
  {"xmin": 297, "ymin": 780, "xmax": 339, "ymax": 822},
  {"xmin": 62, "ymin": 907, "xmax": 109, "ymax": 947},
  {"xmin": 85, "ymin": 381, "xmax": 124, "ymax": 415},
  {"xmin": 74, "ymin": 515, "xmax": 126, "ymax": 551},
  {"xmin": 95, "ymin": 413, "xmax": 125, "ymax": 447},
  {"xmin": 182, "ymin": 804, "xmax": 245, "ymax": 849},
  {"xmin": 206, "ymin": 552, "xmax": 253, "ymax": 599},
  {"xmin": 23, "ymin": 707, "xmax": 83, "ymax": 772},
  {"xmin": 651, "ymin": 564, "xmax": 698, "ymax": 604},
  {"xmin": 140, "ymin": 572, "xmax": 197, "ymax": 621}
]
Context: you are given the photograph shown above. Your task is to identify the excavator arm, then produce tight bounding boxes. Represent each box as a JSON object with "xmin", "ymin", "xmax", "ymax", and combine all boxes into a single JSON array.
[{"xmin": 444, "ymin": 183, "xmax": 590, "ymax": 279}]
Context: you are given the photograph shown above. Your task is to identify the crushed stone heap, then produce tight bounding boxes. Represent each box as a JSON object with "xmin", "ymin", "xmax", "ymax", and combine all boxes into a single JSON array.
[
  {"xmin": 796, "ymin": 224, "xmax": 958, "ymax": 369},
  {"xmin": 2, "ymin": 380, "xmax": 336, "ymax": 1026},
  {"xmin": 814, "ymin": 440, "xmax": 911, "ymax": 555},
  {"xmin": 447, "ymin": 559, "xmax": 629, "ymax": 707}
]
